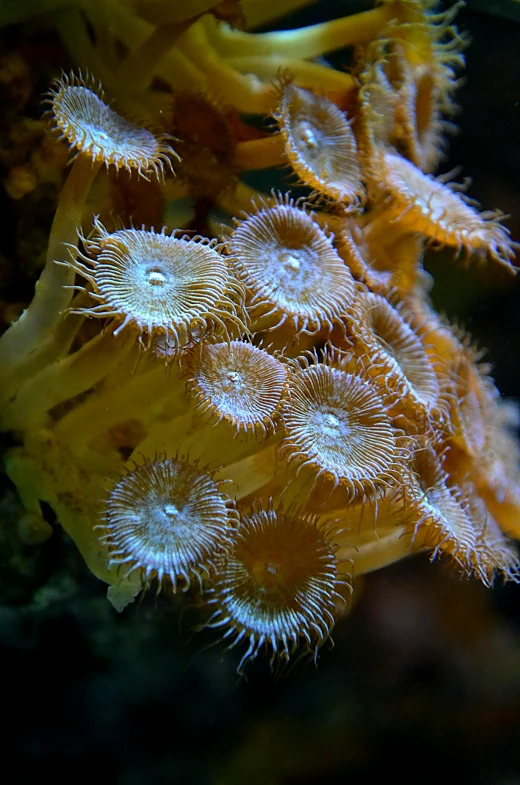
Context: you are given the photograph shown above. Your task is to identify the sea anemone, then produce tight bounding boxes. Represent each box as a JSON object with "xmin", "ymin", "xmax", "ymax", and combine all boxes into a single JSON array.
[
  {"xmin": 99, "ymin": 455, "xmax": 238, "ymax": 592},
  {"xmin": 274, "ymin": 81, "xmax": 364, "ymax": 207},
  {"xmin": 207, "ymin": 500, "xmax": 344, "ymax": 671},
  {"xmin": 185, "ymin": 340, "xmax": 287, "ymax": 434},
  {"xmin": 369, "ymin": 148, "xmax": 516, "ymax": 271},
  {"xmin": 279, "ymin": 355, "xmax": 406, "ymax": 497},
  {"xmin": 47, "ymin": 71, "xmax": 177, "ymax": 178},
  {"xmin": 229, "ymin": 196, "xmax": 356, "ymax": 342},
  {"xmin": 350, "ymin": 290, "xmax": 442, "ymax": 422},
  {"xmin": 405, "ymin": 442, "xmax": 504, "ymax": 582},
  {"xmin": 67, "ymin": 218, "xmax": 247, "ymax": 350},
  {"xmin": 450, "ymin": 351, "xmax": 493, "ymax": 460}
]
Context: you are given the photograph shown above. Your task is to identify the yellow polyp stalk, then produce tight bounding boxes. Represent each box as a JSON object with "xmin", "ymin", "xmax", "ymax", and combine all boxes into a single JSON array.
[
  {"xmin": 0, "ymin": 307, "xmax": 85, "ymax": 409},
  {"xmin": 97, "ymin": 1, "xmax": 269, "ymax": 113},
  {"xmin": 336, "ymin": 525, "xmax": 419, "ymax": 576},
  {"xmin": 246, "ymin": 310, "xmax": 283, "ymax": 336},
  {"xmin": 116, "ymin": 16, "xmax": 201, "ymax": 93},
  {"xmin": 54, "ymin": 361, "xmax": 191, "ymax": 458},
  {"xmin": 311, "ymin": 210, "xmax": 348, "ymax": 236},
  {"xmin": 0, "ymin": 155, "xmax": 101, "ymax": 374},
  {"xmin": 5, "ymin": 434, "xmax": 118, "ymax": 584},
  {"xmin": 4, "ymin": 448, "xmax": 47, "ymax": 516},
  {"xmin": 233, "ymin": 134, "xmax": 286, "ymax": 171},
  {"xmin": 225, "ymin": 56, "xmax": 356, "ymax": 96},
  {"xmin": 217, "ymin": 180, "xmax": 277, "ymax": 216},
  {"xmin": 132, "ymin": 405, "xmax": 276, "ymax": 470},
  {"xmin": 127, "ymin": 404, "xmax": 197, "ymax": 463},
  {"xmin": 84, "ymin": 0, "xmax": 119, "ymax": 73},
  {"xmin": 0, "ymin": 0, "xmax": 73, "ymax": 27},
  {"xmin": 176, "ymin": 22, "xmax": 274, "ymax": 114},
  {"xmin": 217, "ymin": 442, "xmax": 280, "ymax": 501},
  {"xmin": 362, "ymin": 208, "xmax": 417, "ymax": 247},
  {"xmin": 208, "ymin": 5, "xmax": 397, "ymax": 59},
  {"xmin": 53, "ymin": 7, "xmax": 112, "ymax": 87},
  {"xmin": 95, "ymin": 340, "xmax": 145, "ymax": 391},
  {"xmin": 95, "ymin": 1, "xmax": 209, "ymax": 94},
  {"xmin": 1, "ymin": 326, "xmax": 133, "ymax": 432},
  {"xmin": 479, "ymin": 489, "xmax": 520, "ymax": 540},
  {"xmin": 162, "ymin": 179, "xmax": 190, "ymax": 201}
]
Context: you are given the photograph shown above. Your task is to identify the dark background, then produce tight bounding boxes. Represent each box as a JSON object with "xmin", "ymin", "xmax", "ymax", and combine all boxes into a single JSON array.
[{"xmin": 1, "ymin": 3, "xmax": 520, "ymax": 783}]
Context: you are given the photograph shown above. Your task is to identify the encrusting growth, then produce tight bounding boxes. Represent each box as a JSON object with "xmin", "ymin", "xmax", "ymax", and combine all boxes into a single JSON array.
[{"xmin": 1, "ymin": 0, "xmax": 519, "ymax": 671}]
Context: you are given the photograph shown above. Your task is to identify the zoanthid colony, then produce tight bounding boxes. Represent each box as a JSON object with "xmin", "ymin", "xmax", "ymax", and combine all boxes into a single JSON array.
[{"xmin": 1, "ymin": 0, "xmax": 519, "ymax": 671}]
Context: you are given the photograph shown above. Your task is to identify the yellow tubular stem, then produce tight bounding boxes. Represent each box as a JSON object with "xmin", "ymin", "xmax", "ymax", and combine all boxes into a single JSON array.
[
  {"xmin": 4, "ymin": 448, "xmax": 47, "ymax": 515},
  {"xmin": 0, "ymin": 0, "xmax": 74, "ymax": 27},
  {"xmin": 224, "ymin": 56, "xmax": 356, "ymax": 96},
  {"xmin": 6, "ymin": 448, "xmax": 110, "ymax": 587},
  {"xmin": 116, "ymin": 16, "xmax": 202, "ymax": 92},
  {"xmin": 233, "ymin": 134, "xmax": 286, "ymax": 171},
  {"xmin": 0, "ymin": 308, "xmax": 85, "ymax": 410},
  {"xmin": 176, "ymin": 21, "xmax": 274, "ymax": 114},
  {"xmin": 162, "ymin": 179, "xmax": 190, "ymax": 201},
  {"xmin": 83, "ymin": 0, "xmax": 119, "ymax": 72},
  {"xmin": 130, "ymin": 0, "xmax": 216, "ymax": 25},
  {"xmin": 54, "ymin": 7, "xmax": 112, "ymax": 85},
  {"xmin": 80, "ymin": 2, "xmax": 274, "ymax": 114},
  {"xmin": 100, "ymin": 1, "xmax": 209, "ymax": 92},
  {"xmin": 216, "ymin": 180, "xmax": 277, "ymax": 216},
  {"xmin": 0, "ymin": 155, "xmax": 101, "ymax": 371},
  {"xmin": 210, "ymin": 6, "xmax": 396, "ymax": 59},
  {"xmin": 55, "ymin": 362, "xmax": 190, "ymax": 456},
  {"xmin": 336, "ymin": 525, "xmax": 426, "ymax": 576},
  {"xmin": 96, "ymin": 340, "xmax": 144, "ymax": 389},
  {"xmin": 131, "ymin": 401, "xmax": 279, "ymax": 475},
  {"xmin": 1, "ymin": 326, "xmax": 133, "ymax": 432},
  {"xmin": 218, "ymin": 442, "xmax": 280, "ymax": 500}
]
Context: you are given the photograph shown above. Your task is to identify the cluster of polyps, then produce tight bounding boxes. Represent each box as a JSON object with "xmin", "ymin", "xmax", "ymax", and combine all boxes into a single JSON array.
[{"xmin": 1, "ymin": 0, "xmax": 519, "ymax": 671}]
